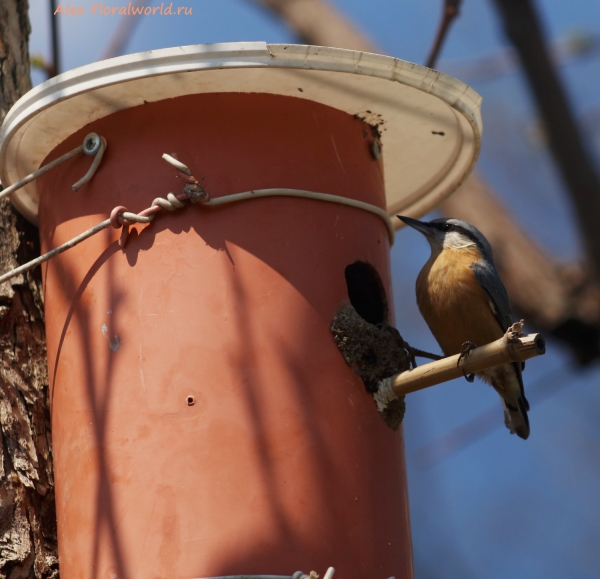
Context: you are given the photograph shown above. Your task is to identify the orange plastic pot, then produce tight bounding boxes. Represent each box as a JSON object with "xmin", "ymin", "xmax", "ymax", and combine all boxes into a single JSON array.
[{"xmin": 37, "ymin": 92, "xmax": 412, "ymax": 579}]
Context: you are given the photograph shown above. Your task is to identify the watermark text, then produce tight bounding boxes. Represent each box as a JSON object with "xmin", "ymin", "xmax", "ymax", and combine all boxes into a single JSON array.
[{"xmin": 54, "ymin": 3, "xmax": 193, "ymax": 16}]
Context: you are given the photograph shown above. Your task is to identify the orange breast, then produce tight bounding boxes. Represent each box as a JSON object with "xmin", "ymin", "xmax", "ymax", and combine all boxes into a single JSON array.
[{"xmin": 416, "ymin": 247, "xmax": 504, "ymax": 356}]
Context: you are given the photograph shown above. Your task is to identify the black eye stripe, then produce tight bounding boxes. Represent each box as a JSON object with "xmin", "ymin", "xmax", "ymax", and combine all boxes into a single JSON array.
[
  {"xmin": 455, "ymin": 227, "xmax": 479, "ymax": 244},
  {"xmin": 434, "ymin": 222, "xmax": 480, "ymax": 244}
]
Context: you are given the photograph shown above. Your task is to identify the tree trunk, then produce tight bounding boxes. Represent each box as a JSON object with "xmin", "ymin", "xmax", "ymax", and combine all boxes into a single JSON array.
[{"xmin": 0, "ymin": 2, "xmax": 58, "ymax": 578}]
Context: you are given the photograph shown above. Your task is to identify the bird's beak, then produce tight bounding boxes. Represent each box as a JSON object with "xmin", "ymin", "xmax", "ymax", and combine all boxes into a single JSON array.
[{"xmin": 397, "ymin": 215, "xmax": 435, "ymax": 237}]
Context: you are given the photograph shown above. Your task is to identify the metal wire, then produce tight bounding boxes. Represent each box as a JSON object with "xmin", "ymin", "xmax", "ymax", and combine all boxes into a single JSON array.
[
  {"xmin": 161, "ymin": 155, "xmax": 395, "ymax": 242},
  {"xmin": 0, "ymin": 151, "xmax": 395, "ymax": 286},
  {"xmin": 194, "ymin": 568, "xmax": 335, "ymax": 579},
  {"xmin": 162, "ymin": 153, "xmax": 192, "ymax": 175},
  {"xmin": 0, "ymin": 219, "xmax": 111, "ymax": 286},
  {"xmin": 194, "ymin": 575, "xmax": 300, "ymax": 579},
  {"xmin": 72, "ymin": 135, "xmax": 107, "ymax": 191},
  {"xmin": 0, "ymin": 146, "xmax": 83, "ymax": 200},
  {"xmin": 203, "ymin": 188, "xmax": 395, "ymax": 244},
  {"xmin": 0, "ymin": 132, "xmax": 106, "ymax": 200}
]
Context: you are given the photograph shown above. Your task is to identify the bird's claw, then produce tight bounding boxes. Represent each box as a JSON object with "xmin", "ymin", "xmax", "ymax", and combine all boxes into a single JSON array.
[
  {"xmin": 457, "ymin": 341, "xmax": 477, "ymax": 364},
  {"xmin": 400, "ymin": 339, "xmax": 444, "ymax": 369},
  {"xmin": 405, "ymin": 345, "xmax": 418, "ymax": 369},
  {"xmin": 457, "ymin": 341, "xmax": 477, "ymax": 383}
]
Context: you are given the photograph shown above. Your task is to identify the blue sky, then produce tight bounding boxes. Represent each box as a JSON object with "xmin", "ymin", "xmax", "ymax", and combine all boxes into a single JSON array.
[{"xmin": 27, "ymin": 1, "xmax": 600, "ymax": 577}]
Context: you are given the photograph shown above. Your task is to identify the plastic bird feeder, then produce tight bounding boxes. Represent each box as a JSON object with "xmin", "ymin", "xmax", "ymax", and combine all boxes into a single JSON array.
[{"xmin": 0, "ymin": 43, "xmax": 482, "ymax": 579}]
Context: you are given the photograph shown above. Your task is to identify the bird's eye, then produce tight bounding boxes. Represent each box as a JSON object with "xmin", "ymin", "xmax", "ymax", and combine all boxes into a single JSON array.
[{"xmin": 443, "ymin": 223, "xmax": 453, "ymax": 232}]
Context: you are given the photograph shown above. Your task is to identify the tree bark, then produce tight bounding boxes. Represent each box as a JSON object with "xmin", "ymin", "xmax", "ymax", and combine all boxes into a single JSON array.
[{"xmin": 0, "ymin": 2, "xmax": 58, "ymax": 578}]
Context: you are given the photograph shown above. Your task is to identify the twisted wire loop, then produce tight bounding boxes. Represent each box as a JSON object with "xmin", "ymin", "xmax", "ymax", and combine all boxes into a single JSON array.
[
  {"xmin": 108, "ymin": 154, "xmax": 211, "ymax": 247},
  {"xmin": 162, "ymin": 153, "xmax": 209, "ymax": 203},
  {"xmin": 112, "ymin": 188, "xmax": 208, "ymax": 248},
  {"xmin": 160, "ymin": 150, "xmax": 395, "ymax": 242},
  {"xmin": 0, "ymin": 132, "xmax": 107, "ymax": 201},
  {"xmin": 0, "ymin": 152, "xmax": 394, "ymax": 285},
  {"xmin": 72, "ymin": 134, "xmax": 107, "ymax": 191}
]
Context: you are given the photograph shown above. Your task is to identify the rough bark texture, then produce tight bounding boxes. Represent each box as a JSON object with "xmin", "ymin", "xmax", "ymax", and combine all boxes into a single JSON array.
[
  {"xmin": 249, "ymin": 0, "xmax": 600, "ymax": 365},
  {"xmin": 0, "ymin": 2, "xmax": 58, "ymax": 578}
]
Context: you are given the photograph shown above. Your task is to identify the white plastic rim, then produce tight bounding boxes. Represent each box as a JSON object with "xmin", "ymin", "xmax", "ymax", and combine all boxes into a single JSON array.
[{"xmin": 0, "ymin": 42, "xmax": 482, "ymax": 225}]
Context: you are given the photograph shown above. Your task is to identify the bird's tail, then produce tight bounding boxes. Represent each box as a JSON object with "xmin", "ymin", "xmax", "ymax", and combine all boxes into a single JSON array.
[{"xmin": 503, "ymin": 397, "xmax": 530, "ymax": 440}]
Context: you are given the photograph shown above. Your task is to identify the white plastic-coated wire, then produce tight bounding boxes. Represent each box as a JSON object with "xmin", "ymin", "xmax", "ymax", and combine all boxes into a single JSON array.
[
  {"xmin": 0, "ymin": 132, "xmax": 106, "ymax": 200},
  {"xmin": 204, "ymin": 189, "xmax": 395, "ymax": 244},
  {"xmin": 162, "ymin": 153, "xmax": 192, "ymax": 175},
  {"xmin": 0, "ymin": 219, "xmax": 112, "ymax": 285},
  {"xmin": 193, "ymin": 576, "xmax": 296, "ymax": 579},
  {"xmin": 194, "ymin": 568, "xmax": 335, "ymax": 579},
  {"xmin": 0, "ymin": 147, "xmax": 82, "ymax": 200},
  {"xmin": 161, "ymin": 154, "xmax": 395, "ymax": 243},
  {"xmin": 72, "ymin": 136, "xmax": 107, "ymax": 191},
  {"xmin": 194, "ymin": 575, "xmax": 300, "ymax": 579},
  {"xmin": 0, "ymin": 154, "xmax": 395, "ymax": 286}
]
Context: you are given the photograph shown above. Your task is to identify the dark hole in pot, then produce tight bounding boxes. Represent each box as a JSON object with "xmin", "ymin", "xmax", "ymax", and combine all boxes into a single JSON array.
[{"xmin": 344, "ymin": 261, "xmax": 388, "ymax": 326}]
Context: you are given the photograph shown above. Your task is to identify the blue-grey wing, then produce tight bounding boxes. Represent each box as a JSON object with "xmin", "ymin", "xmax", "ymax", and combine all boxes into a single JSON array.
[
  {"xmin": 471, "ymin": 260, "xmax": 514, "ymax": 331},
  {"xmin": 471, "ymin": 260, "xmax": 528, "ymax": 408}
]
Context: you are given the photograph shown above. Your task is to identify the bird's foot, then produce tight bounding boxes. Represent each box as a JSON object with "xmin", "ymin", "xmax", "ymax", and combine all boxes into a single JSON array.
[
  {"xmin": 457, "ymin": 341, "xmax": 477, "ymax": 364},
  {"xmin": 457, "ymin": 341, "xmax": 477, "ymax": 382},
  {"xmin": 400, "ymin": 339, "xmax": 443, "ymax": 369}
]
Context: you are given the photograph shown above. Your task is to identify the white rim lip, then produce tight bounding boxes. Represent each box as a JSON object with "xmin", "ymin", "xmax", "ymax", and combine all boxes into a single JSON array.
[{"xmin": 0, "ymin": 41, "xmax": 482, "ymax": 224}]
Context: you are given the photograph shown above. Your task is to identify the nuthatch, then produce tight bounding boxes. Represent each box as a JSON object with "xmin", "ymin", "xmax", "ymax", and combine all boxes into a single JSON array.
[{"xmin": 398, "ymin": 215, "xmax": 530, "ymax": 439}]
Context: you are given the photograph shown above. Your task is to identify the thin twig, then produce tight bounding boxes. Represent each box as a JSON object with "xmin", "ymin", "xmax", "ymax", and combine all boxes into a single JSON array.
[
  {"xmin": 49, "ymin": 0, "xmax": 60, "ymax": 76},
  {"xmin": 425, "ymin": 0, "xmax": 463, "ymax": 69},
  {"xmin": 30, "ymin": 55, "xmax": 55, "ymax": 79},
  {"xmin": 101, "ymin": 0, "xmax": 147, "ymax": 59}
]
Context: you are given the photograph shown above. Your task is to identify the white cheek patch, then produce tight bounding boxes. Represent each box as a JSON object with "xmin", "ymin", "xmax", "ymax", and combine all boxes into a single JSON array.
[{"xmin": 442, "ymin": 230, "xmax": 477, "ymax": 249}]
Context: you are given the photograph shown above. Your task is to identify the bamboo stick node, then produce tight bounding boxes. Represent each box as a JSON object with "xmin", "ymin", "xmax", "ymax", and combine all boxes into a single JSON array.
[{"xmin": 374, "ymin": 323, "xmax": 545, "ymax": 409}]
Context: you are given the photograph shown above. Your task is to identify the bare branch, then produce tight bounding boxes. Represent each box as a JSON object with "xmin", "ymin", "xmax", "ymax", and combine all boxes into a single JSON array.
[
  {"xmin": 425, "ymin": 0, "xmax": 463, "ymax": 69},
  {"xmin": 249, "ymin": 0, "xmax": 600, "ymax": 364},
  {"xmin": 491, "ymin": 0, "xmax": 600, "ymax": 277},
  {"xmin": 250, "ymin": 0, "xmax": 380, "ymax": 52},
  {"xmin": 101, "ymin": 0, "xmax": 146, "ymax": 59}
]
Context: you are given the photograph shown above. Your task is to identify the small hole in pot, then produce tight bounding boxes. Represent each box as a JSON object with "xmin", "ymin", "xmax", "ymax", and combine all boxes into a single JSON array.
[{"xmin": 186, "ymin": 396, "xmax": 195, "ymax": 406}]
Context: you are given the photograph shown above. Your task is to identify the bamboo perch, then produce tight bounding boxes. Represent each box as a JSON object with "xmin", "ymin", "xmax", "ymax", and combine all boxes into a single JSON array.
[{"xmin": 374, "ymin": 323, "xmax": 545, "ymax": 409}]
